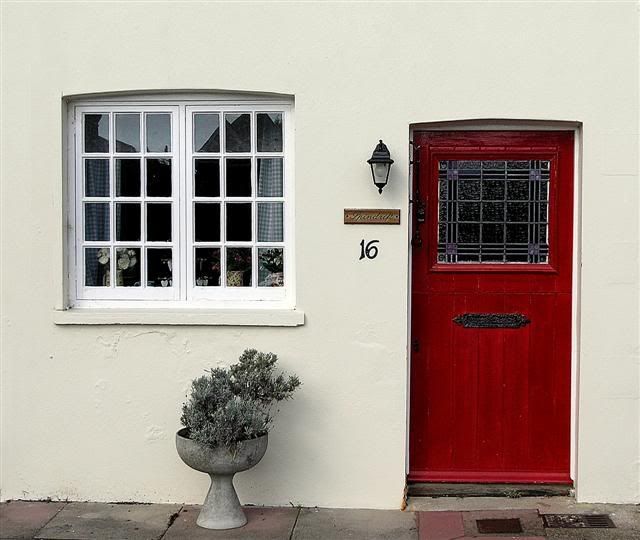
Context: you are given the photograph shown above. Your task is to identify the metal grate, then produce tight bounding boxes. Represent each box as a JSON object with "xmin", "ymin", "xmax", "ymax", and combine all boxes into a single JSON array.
[
  {"xmin": 543, "ymin": 514, "xmax": 616, "ymax": 528},
  {"xmin": 476, "ymin": 518, "xmax": 523, "ymax": 534},
  {"xmin": 437, "ymin": 160, "xmax": 550, "ymax": 264}
]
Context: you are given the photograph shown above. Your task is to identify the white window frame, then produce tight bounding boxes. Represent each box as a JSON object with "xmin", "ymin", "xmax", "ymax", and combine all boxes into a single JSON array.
[{"xmin": 67, "ymin": 95, "xmax": 295, "ymax": 309}]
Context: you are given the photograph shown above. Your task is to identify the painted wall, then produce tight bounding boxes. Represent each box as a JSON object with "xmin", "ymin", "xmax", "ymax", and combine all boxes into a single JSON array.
[{"xmin": 1, "ymin": 1, "xmax": 638, "ymax": 507}]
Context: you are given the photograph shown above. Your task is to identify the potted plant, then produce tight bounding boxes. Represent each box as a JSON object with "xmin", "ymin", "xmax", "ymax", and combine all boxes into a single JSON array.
[
  {"xmin": 258, "ymin": 249, "xmax": 284, "ymax": 287},
  {"xmin": 226, "ymin": 249, "xmax": 251, "ymax": 286},
  {"xmin": 176, "ymin": 349, "xmax": 300, "ymax": 529}
]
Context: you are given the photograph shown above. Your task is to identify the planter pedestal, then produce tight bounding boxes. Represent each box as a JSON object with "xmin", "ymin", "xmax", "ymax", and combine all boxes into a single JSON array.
[
  {"xmin": 176, "ymin": 429, "xmax": 268, "ymax": 530},
  {"xmin": 198, "ymin": 473, "xmax": 246, "ymax": 529}
]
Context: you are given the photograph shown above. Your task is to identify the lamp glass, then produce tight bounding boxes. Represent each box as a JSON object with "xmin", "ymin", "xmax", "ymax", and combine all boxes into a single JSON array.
[{"xmin": 373, "ymin": 163, "xmax": 389, "ymax": 182}]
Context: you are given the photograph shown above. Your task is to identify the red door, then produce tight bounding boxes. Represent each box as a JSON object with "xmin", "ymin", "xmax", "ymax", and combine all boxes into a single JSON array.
[{"xmin": 409, "ymin": 131, "xmax": 573, "ymax": 484}]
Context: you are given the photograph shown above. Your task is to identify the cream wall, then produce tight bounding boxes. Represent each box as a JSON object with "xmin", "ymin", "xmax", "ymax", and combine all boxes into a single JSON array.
[{"xmin": 1, "ymin": 1, "xmax": 638, "ymax": 507}]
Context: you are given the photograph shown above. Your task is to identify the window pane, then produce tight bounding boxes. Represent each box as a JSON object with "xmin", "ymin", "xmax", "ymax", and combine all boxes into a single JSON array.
[
  {"xmin": 258, "ymin": 248, "xmax": 283, "ymax": 287},
  {"xmin": 115, "ymin": 113, "xmax": 140, "ymax": 152},
  {"xmin": 226, "ymin": 203, "xmax": 252, "ymax": 241},
  {"xmin": 506, "ymin": 223, "xmax": 528, "ymax": 243},
  {"xmin": 257, "ymin": 203, "xmax": 283, "ymax": 242},
  {"xmin": 194, "ymin": 203, "xmax": 220, "ymax": 242},
  {"xmin": 194, "ymin": 113, "xmax": 220, "ymax": 153},
  {"xmin": 507, "ymin": 180, "xmax": 529, "ymax": 200},
  {"xmin": 146, "ymin": 203, "xmax": 172, "ymax": 241},
  {"xmin": 458, "ymin": 223, "xmax": 480, "ymax": 243},
  {"xmin": 482, "ymin": 180, "xmax": 504, "ymax": 200},
  {"xmin": 226, "ymin": 159, "xmax": 251, "ymax": 197},
  {"xmin": 194, "ymin": 159, "xmax": 220, "ymax": 197},
  {"xmin": 458, "ymin": 180, "xmax": 480, "ymax": 200},
  {"xmin": 257, "ymin": 113, "xmax": 282, "ymax": 152},
  {"xmin": 482, "ymin": 202, "xmax": 504, "ymax": 222},
  {"xmin": 225, "ymin": 113, "xmax": 250, "ymax": 153},
  {"xmin": 146, "ymin": 113, "xmax": 171, "ymax": 152},
  {"xmin": 85, "ymin": 159, "xmax": 110, "ymax": 197},
  {"xmin": 84, "ymin": 203, "xmax": 110, "ymax": 241},
  {"xmin": 116, "ymin": 203, "xmax": 141, "ymax": 241},
  {"xmin": 84, "ymin": 113, "xmax": 109, "ymax": 153},
  {"xmin": 226, "ymin": 247, "xmax": 252, "ymax": 287},
  {"xmin": 483, "ymin": 223, "xmax": 504, "ymax": 243},
  {"xmin": 85, "ymin": 247, "xmax": 110, "ymax": 286},
  {"xmin": 146, "ymin": 158, "xmax": 171, "ymax": 197},
  {"xmin": 457, "ymin": 202, "xmax": 479, "ymax": 222},
  {"xmin": 116, "ymin": 159, "xmax": 141, "ymax": 197},
  {"xmin": 257, "ymin": 158, "xmax": 283, "ymax": 197},
  {"xmin": 115, "ymin": 248, "xmax": 141, "ymax": 287},
  {"xmin": 195, "ymin": 248, "xmax": 221, "ymax": 287},
  {"xmin": 506, "ymin": 202, "xmax": 529, "ymax": 222},
  {"xmin": 147, "ymin": 248, "xmax": 172, "ymax": 287}
]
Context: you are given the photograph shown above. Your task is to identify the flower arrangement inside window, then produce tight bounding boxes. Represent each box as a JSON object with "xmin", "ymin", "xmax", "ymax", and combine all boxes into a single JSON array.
[
  {"xmin": 258, "ymin": 249, "xmax": 284, "ymax": 287},
  {"xmin": 95, "ymin": 248, "xmax": 172, "ymax": 287}
]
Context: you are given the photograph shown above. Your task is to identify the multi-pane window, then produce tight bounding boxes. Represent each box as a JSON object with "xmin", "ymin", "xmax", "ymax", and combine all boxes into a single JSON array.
[
  {"xmin": 437, "ymin": 160, "xmax": 550, "ymax": 264},
  {"xmin": 72, "ymin": 100, "xmax": 292, "ymax": 306}
]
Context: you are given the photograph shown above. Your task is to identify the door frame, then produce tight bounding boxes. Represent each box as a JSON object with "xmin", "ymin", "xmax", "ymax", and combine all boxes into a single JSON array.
[{"xmin": 405, "ymin": 120, "xmax": 582, "ymax": 487}]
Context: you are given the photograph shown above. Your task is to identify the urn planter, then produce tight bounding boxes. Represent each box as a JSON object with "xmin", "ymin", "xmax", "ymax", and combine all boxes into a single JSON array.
[{"xmin": 176, "ymin": 428, "xmax": 268, "ymax": 529}]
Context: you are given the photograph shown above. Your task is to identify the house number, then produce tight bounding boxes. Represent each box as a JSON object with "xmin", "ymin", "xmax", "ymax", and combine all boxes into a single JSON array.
[{"xmin": 359, "ymin": 239, "xmax": 379, "ymax": 260}]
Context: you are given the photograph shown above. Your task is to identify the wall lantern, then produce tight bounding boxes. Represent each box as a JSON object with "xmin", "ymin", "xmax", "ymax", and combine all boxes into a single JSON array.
[{"xmin": 367, "ymin": 140, "xmax": 394, "ymax": 194}]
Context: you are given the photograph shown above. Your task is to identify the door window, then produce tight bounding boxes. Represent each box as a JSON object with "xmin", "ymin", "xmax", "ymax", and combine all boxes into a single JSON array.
[{"xmin": 437, "ymin": 160, "xmax": 550, "ymax": 263}]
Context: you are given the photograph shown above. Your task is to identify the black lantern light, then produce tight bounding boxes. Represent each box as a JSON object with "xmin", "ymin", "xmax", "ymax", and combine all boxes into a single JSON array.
[{"xmin": 367, "ymin": 140, "xmax": 394, "ymax": 194}]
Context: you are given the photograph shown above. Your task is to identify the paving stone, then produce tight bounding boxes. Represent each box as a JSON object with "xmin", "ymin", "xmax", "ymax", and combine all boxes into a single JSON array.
[
  {"xmin": 545, "ymin": 529, "xmax": 640, "ymax": 540},
  {"xmin": 34, "ymin": 502, "xmax": 181, "ymax": 540},
  {"xmin": 460, "ymin": 537, "xmax": 544, "ymax": 540},
  {"xmin": 0, "ymin": 502, "xmax": 66, "ymax": 540},
  {"xmin": 462, "ymin": 509, "xmax": 545, "ymax": 537},
  {"xmin": 418, "ymin": 511, "xmax": 464, "ymax": 540},
  {"xmin": 163, "ymin": 505, "xmax": 298, "ymax": 539},
  {"xmin": 292, "ymin": 508, "xmax": 418, "ymax": 540}
]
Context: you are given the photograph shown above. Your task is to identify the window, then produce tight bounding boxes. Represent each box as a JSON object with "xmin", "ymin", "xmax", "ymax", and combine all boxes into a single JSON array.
[
  {"xmin": 437, "ymin": 159, "xmax": 550, "ymax": 264},
  {"xmin": 70, "ymin": 98, "xmax": 293, "ymax": 307}
]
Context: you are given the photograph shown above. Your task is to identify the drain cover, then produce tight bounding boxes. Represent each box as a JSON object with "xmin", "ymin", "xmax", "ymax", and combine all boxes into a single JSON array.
[
  {"xmin": 543, "ymin": 514, "xmax": 616, "ymax": 528},
  {"xmin": 476, "ymin": 518, "xmax": 523, "ymax": 534}
]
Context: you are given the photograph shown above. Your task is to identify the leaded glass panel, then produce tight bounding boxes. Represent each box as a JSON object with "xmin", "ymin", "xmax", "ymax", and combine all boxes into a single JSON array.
[{"xmin": 437, "ymin": 160, "xmax": 550, "ymax": 263}]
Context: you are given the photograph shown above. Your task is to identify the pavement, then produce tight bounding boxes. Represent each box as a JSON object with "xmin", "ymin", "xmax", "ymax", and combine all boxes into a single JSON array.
[{"xmin": 1, "ymin": 498, "xmax": 638, "ymax": 540}]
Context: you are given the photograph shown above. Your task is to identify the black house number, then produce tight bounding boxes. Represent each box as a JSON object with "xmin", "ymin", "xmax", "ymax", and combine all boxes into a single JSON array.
[{"xmin": 359, "ymin": 239, "xmax": 379, "ymax": 260}]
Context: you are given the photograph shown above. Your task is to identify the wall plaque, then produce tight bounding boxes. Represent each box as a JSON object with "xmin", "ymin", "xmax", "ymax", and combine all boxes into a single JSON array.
[{"xmin": 344, "ymin": 209, "xmax": 400, "ymax": 225}]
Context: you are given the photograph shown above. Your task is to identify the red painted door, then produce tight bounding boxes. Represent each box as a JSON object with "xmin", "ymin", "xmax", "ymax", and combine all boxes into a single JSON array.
[{"xmin": 409, "ymin": 131, "xmax": 573, "ymax": 484}]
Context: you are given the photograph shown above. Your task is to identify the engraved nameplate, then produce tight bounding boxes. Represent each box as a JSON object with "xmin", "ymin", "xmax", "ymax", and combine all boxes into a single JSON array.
[{"xmin": 344, "ymin": 209, "xmax": 400, "ymax": 225}]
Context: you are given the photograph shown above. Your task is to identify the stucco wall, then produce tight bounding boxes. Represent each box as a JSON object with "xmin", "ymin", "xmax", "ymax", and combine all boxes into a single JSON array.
[{"xmin": 1, "ymin": 1, "xmax": 638, "ymax": 507}]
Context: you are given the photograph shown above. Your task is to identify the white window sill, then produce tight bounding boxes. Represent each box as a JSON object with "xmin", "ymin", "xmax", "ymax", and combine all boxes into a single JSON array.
[{"xmin": 52, "ymin": 308, "xmax": 305, "ymax": 327}]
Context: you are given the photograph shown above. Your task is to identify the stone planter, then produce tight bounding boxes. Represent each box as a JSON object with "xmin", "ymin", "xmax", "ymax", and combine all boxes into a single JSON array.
[{"xmin": 176, "ymin": 428, "xmax": 268, "ymax": 529}]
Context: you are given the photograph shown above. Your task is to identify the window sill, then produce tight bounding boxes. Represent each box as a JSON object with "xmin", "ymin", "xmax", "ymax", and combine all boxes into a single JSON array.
[{"xmin": 52, "ymin": 308, "xmax": 305, "ymax": 327}]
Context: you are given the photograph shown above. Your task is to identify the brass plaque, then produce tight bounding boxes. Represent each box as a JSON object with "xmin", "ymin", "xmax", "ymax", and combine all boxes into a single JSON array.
[{"xmin": 344, "ymin": 209, "xmax": 400, "ymax": 225}]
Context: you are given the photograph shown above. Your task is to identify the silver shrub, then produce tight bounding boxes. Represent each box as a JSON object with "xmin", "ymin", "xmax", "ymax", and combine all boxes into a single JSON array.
[{"xmin": 181, "ymin": 349, "xmax": 301, "ymax": 448}]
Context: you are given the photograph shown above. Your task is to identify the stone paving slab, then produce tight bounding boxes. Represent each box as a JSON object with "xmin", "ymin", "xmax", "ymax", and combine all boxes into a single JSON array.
[
  {"xmin": 0, "ymin": 502, "xmax": 66, "ymax": 540},
  {"xmin": 34, "ymin": 502, "xmax": 181, "ymax": 540},
  {"xmin": 292, "ymin": 508, "xmax": 418, "ymax": 540},
  {"xmin": 163, "ymin": 505, "xmax": 299, "ymax": 539},
  {"xmin": 461, "ymin": 537, "xmax": 544, "ymax": 540},
  {"xmin": 417, "ymin": 511, "xmax": 464, "ymax": 540},
  {"xmin": 545, "ymin": 529, "xmax": 640, "ymax": 540}
]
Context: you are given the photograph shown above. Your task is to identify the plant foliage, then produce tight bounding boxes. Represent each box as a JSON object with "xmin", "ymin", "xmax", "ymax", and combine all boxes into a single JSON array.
[{"xmin": 181, "ymin": 349, "xmax": 300, "ymax": 448}]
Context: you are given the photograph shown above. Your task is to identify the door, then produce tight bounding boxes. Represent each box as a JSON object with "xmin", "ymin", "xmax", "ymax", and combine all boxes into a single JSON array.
[{"xmin": 409, "ymin": 131, "xmax": 574, "ymax": 484}]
